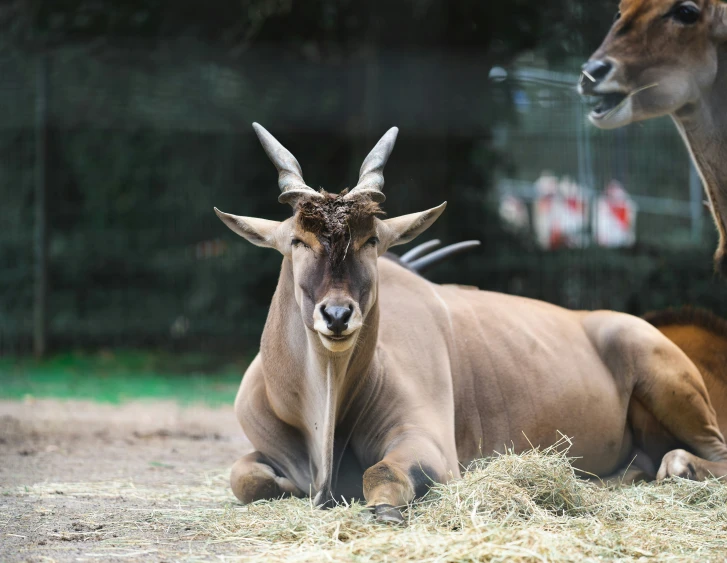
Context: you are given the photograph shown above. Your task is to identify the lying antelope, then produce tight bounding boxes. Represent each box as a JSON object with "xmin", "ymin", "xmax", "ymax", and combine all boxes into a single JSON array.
[
  {"xmin": 216, "ymin": 124, "xmax": 727, "ymax": 523},
  {"xmin": 579, "ymin": 0, "xmax": 727, "ymax": 276},
  {"xmin": 404, "ymin": 244, "xmax": 727, "ymax": 484}
]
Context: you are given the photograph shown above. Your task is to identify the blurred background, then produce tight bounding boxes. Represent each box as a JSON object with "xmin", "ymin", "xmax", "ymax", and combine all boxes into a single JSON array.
[{"xmin": 1, "ymin": 0, "xmax": 726, "ymax": 400}]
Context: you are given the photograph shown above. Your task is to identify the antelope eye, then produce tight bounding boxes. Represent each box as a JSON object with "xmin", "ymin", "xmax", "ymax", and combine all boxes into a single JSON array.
[
  {"xmin": 292, "ymin": 238, "xmax": 310, "ymax": 249},
  {"xmin": 671, "ymin": 3, "xmax": 700, "ymax": 24},
  {"xmin": 613, "ymin": 10, "xmax": 621, "ymax": 21},
  {"xmin": 365, "ymin": 237, "xmax": 379, "ymax": 247}
]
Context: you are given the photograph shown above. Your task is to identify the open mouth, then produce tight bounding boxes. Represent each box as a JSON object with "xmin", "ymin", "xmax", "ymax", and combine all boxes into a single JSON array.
[{"xmin": 590, "ymin": 92, "xmax": 628, "ymax": 118}]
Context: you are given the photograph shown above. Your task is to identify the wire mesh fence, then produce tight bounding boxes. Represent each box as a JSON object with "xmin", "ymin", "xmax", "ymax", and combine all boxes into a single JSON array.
[{"xmin": 0, "ymin": 45, "xmax": 725, "ymax": 357}]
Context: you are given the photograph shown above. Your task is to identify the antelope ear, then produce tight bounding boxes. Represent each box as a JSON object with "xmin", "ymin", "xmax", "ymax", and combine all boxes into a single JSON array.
[
  {"xmin": 214, "ymin": 208, "xmax": 284, "ymax": 250},
  {"xmin": 712, "ymin": 3, "xmax": 727, "ymax": 41},
  {"xmin": 378, "ymin": 202, "xmax": 447, "ymax": 251}
]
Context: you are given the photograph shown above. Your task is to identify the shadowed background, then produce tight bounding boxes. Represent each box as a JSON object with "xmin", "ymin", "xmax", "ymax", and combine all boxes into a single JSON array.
[{"xmin": 1, "ymin": 1, "xmax": 725, "ymax": 392}]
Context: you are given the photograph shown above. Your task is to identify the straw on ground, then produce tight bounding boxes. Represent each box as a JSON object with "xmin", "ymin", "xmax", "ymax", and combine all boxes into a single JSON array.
[{"xmin": 7, "ymin": 446, "xmax": 727, "ymax": 562}]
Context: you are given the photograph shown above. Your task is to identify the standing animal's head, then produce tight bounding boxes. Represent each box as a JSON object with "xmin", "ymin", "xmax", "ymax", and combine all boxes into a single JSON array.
[
  {"xmin": 579, "ymin": 0, "xmax": 727, "ymax": 129},
  {"xmin": 215, "ymin": 124, "xmax": 445, "ymax": 353}
]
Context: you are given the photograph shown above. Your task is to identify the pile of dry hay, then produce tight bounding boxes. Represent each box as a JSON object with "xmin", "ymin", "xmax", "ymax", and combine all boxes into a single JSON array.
[{"xmin": 16, "ymin": 446, "xmax": 727, "ymax": 561}]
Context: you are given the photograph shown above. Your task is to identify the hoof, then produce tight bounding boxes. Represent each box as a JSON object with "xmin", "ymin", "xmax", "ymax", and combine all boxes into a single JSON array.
[
  {"xmin": 231, "ymin": 473, "xmax": 280, "ymax": 505},
  {"xmin": 657, "ymin": 449, "xmax": 698, "ymax": 481},
  {"xmin": 374, "ymin": 504, "xmax": 406, "ymax": 525},
  {"xmin": 314, "ymin": 488, "xmax": 336, "ymax": 509}
]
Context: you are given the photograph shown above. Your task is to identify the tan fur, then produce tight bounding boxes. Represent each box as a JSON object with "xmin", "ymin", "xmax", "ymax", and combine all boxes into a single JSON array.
[
  {"xmin": 232, "ymin": 257, "xmax": 727, "ymax": 511},
  {"xmin": 218, "ymin": 126, "xmax": 727, "ymax": 524},
  {"xmin": 583, "ymin": 0, "xmax": 727, "ymax": 274}
]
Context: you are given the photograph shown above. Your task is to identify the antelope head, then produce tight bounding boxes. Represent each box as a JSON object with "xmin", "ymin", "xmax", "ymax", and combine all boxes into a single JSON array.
[
  {"xmin": 215, "ymin": 124, "xmax": 446, "ymax": 353},
  {"xmin": 579, "ymin": 0, "xmax": 727, "ymax": 129}
]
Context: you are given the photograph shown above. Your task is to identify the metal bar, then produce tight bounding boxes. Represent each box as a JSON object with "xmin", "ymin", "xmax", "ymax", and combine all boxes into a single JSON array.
[
  {"xmin": 511, "ymin": 69, "xmax": 580, "ymax": 89},
  {"xmin": 33, "ymin": 54, "xmax": 49, "ymax": 358}
]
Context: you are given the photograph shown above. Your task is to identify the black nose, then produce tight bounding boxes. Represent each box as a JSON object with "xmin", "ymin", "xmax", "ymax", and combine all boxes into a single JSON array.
[
  {"xmin": 321, "ymin": 305, "xmax": 353, "ymax": 335},
  {"xmin": 580, "ymin": 60, "xmax": 612, "ymax": 94}
]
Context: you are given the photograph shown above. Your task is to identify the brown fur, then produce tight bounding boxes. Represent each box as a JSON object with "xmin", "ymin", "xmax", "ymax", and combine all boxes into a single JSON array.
[
  {"xmin": 296, "ymin": 190, "xmax": 385, "ymax": 267},
  {"xmin": 637, "ymin": 307, "xmax": 727, "ymax": 462},
  {"xmin": 643, "ymin": 306, "xmax": 727, "ymax": 338},
  {"xmin": 584, "ymin": 0, "xmax": 727, "ymax": 274},
  {"xmin": 619, "ymin": 0, "xmax": 669, "ymax": 28}
]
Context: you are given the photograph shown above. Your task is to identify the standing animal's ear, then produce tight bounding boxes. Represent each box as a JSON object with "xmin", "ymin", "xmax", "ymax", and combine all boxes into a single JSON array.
[
  {"xmin": 378, "ymin": 202, "xmax": 447, "ymax": 251},
  {"xmin": 712, "ymin": 3, "xmax": 727, "ymax": 41},
  {"xmin": 214, "ymin": 208, "xmax": 284, "ymax": 250}
]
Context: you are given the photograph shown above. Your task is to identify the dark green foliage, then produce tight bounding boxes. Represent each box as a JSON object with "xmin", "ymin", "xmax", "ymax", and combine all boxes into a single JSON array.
[{"xmin": 1, "ymin": 0, "xmax": 725, "ymax": 356}]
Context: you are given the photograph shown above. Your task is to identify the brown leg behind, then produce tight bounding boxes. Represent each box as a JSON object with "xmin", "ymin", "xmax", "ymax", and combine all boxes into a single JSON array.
[
  {"xmin": 631, "ymin": 349, "xmax": 727, "ymax": 479},
  {"xmin": 590, "ymin": 315, "xmax": 727, "ymax": 480},
  {"xmin": 590, "ymin": 446, "xmax": 655, "ymax": 486}
]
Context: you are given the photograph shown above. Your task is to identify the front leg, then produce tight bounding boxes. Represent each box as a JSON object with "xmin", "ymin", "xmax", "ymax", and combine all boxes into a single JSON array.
[
  {"xmin": 232, "ymin": 355, "xmax": 313, "ymax": 504},
  {"xmin": 362, "ymin": 430, "xmax": 450, "ymax": 524},
  {"xmin": 230, "ymin": 451, "xmax": 304, "ymax": 504}
]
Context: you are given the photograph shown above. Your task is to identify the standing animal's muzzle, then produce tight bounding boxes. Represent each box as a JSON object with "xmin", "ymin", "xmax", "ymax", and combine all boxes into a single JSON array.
[
  {"xmin": 578, "ymin": 57, "xmax": 631, "ymax": 127},
  {"xmin": 321, "ymin": 304, "xmax": 353, "ymax": 336},
  {"xmin": 579, "ymin": 59, "xmax": 613, "ymax": 95}
]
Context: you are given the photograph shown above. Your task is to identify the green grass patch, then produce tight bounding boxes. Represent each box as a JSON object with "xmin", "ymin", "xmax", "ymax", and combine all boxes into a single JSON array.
[{"xmin": 0, "ymin": 349, "xmax": 250, "ymax": 405}]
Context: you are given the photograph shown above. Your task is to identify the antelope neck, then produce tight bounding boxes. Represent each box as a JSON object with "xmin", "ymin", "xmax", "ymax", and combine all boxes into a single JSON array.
[{"xmin": 672, "ymin": 49, "xmax": 727, "ymax": 256}]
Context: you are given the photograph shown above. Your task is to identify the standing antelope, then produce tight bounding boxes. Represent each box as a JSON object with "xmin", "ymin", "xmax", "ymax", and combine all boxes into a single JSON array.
[
  {"xmin": 217, "ymin": 124, "xmax": 727, "ymax": 524},
  {"xmin": 579, "ymin": 0, "xmax": 727, "ymax": 276}
]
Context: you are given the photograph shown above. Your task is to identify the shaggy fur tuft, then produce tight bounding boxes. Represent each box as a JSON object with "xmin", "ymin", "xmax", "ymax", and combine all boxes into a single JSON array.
[
  {"xmin": 296, "ymin": 190, "xmax": 385, "ymax": 267},
  {"xmin": 643, "ymin": 306, "xmax": 727, "ymax": 339}
]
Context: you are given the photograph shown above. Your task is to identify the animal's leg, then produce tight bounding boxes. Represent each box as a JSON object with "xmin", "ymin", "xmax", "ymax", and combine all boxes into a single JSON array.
[
  {"xmin": 230, "ymin": 451, "xmax": 303, "ymax": 504},
  {"xmin": 589, "ymin": 315, "xmax": 727, "ymax": 480},
  {"xmin": 588, "ymin": 448, "xmax": 654, "ymax": 486},
  {"xmin": 362, "ymin": 432, "xmax": 450, "ymax": 524},
  {"xmin": 631, "ymin": 351, "xmax": 727, "ymax": 479},
  {"xmin": 232, "ymin": 358, "xmax": 310, "ymax": 504},
  {"xmin": 657, "ymin": 449, "xmax": 727, "ymax": 481}
]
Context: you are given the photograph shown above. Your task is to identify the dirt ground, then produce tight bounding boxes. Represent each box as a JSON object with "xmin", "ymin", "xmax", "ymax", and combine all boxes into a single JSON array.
[
  {"xmin": 4, "ymin": 398, "xmax": 727, "ymax": 562},
  {"xmin": 0, "ymin": 398, "xmax": 252, "ymax": 562}
]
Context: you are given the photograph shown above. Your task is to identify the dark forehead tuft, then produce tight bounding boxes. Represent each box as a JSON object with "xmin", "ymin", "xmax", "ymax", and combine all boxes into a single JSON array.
[
  {"xmin": 295, "ymin": 190, "xmax": 385, "ymax": 266},
  {"xmin": 295, "ymin": 189, "xmax": 385, "ymax": 237}
]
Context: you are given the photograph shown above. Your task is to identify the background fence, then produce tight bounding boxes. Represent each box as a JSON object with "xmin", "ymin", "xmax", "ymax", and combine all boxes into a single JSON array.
[{"xmin": 1, "ymin": 11, "xmax": 726, "ymax": 358}]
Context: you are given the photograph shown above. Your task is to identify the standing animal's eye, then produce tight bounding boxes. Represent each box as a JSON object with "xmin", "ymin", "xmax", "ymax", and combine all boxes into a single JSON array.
[
  {"xmin": 365, "ymin": 237, "xmax": 379, "ymax": 247},
  {"xmin": 613, "ymin": 10, "xmax": 621, "ymax": 22},
  {"xmin": 671, "ymin": 3, "xmax": 700, "ymax": 24},
  {"xmin": 292, "ymin": 238, "xmax": 310, "ymax": 249}
]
